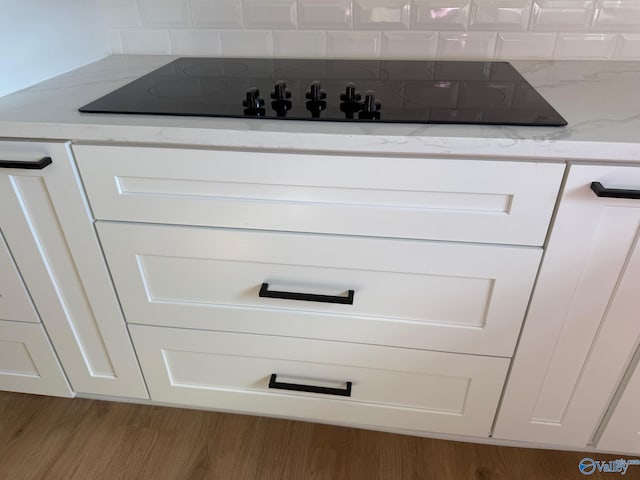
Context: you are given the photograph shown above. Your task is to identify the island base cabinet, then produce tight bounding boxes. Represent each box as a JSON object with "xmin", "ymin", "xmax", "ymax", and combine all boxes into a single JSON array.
[
  {"xmin": 0, "ymin": 320, "xmax": 73, "ymax": 397},
  {"xmin": 130, "ymin": 325, "xmax": 510, "ymax": 438}
]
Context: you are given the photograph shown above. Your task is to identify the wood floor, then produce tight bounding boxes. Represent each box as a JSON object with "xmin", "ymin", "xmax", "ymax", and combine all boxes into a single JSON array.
[{"xmin": 0, "ymin": 391, "xmax": 635, "ymax": 480}]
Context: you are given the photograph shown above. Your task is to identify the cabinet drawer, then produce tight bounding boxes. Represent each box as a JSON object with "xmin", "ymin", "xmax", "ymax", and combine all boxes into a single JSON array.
[
  {"xmin": 0, "ymin": 230, "xmax": 39, "ymax": 323},
  {"xmin": 99, "ymin": 222, "xmax": 541, "ymax": 357},
  {"xmin": 0, "ymin": 320, "xmax": 73, "ymax": 397},
  {"xmin": 75, "ymin": 144, "xmax": 563, "ymax": 246},
  {"xmin": 130, "ymin": 325, "xmax": 509, "ymax": 437}
]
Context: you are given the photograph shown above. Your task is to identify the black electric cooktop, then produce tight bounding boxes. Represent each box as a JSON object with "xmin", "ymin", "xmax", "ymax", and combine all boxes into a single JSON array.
[{"xmin": 80, "ymin": 57, "xmax": 567, "ymax": 126}]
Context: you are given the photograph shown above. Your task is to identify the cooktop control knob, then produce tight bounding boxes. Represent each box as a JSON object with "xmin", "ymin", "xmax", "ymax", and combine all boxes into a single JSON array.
[
  {"xmin": 305, "ymin": 81, "xmax": 327, "ymax": 102},
  {"xmin": 243, "ymin": 87, "xmax": 265, "ymax": 109},
  {"xmin": 271, "ymin": 81, "xmax": 292, "ymax": 101},
  {"xmin": 340, "ymin": 83, "xmax": 362, "ymax": 104},
  {"xmin": 359, "ymin": 90, "xmax": 381, "ymax": 120}
]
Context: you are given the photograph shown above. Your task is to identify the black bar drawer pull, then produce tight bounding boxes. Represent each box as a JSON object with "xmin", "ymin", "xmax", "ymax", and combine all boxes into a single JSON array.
[
  {"xmin": 0, "ymin": 157, "xmax": 52, "ymax": 170},
  {"xmin": 591, "ymin": 182, "xmax": 640, "ymax": 200},
  {"xmin": 259, "ymin": 282, "xmax": 354, "ymax": 305},
  {"xmin": 268, "ymin": 374, "xmax": 352, "ymax": 397}
]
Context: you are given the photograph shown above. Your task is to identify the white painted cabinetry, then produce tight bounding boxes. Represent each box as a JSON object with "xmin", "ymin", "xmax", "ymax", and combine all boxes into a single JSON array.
[
  {"xmin": 75, "ymin": 143, "xmax": 565, "ymax": 437},
  {"xmin": 494, "ymin": 164, "xmax": 640, "ymax": 453},
  {"xmin": 0, "ymin": 140, "xmax": 147, "ymax": 399}
]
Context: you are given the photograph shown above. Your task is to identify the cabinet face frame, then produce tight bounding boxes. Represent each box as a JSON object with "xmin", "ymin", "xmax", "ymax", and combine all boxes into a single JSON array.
[
  {"xmin": 0, "ymin": 140, "xmax": 148, "ymax": 399},
  {"xmin": 494, "ymin": 163, "xmax": 640, "ymax": 451}
]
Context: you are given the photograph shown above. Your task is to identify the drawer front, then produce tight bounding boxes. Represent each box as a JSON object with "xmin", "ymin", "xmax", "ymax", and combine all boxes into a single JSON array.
[
  {"xmin": 99, "ymin": 222, "xmax": 541, "ymax": 357},
  {"xmin": 0, "ymin": 320, "xmax": 73, "ymax": 397},
  {"xmin": 0, "ymin": 230, "xmax": 39, "ymax": 323},
  {"xmin": 130, "ymin": 325, "xmax": 509, "ymax": 437},
  {"xmin": 75, "ymin": 145, "xmax": 564, "ymax": 246}
]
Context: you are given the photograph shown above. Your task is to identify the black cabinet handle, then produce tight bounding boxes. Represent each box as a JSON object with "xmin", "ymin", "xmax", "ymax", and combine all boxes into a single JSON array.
[
  {"xmin": 0, "ymin": 157, "xmax": 52, "ymax": 170},
  {"xmin": 591, "ymin": 182, "xmax": 640, "ymax": 200},
  {"xmin": 268, "ymin": 374, "xmax": 352, "ymax": 397},
  {"xmin": 259, "ymin": 282, "xmax": 354, "ymax": 305}
]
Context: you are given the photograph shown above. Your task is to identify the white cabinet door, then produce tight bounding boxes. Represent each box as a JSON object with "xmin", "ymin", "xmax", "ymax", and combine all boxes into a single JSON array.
[
  {"xmin": 494, "ymin": 164, "xmax": 640, "ymax": 449},
  {"xmin": 0, "ymin": 141, "xmax": 148, "ymax": 399},
  {"xmin": 98, "ymin": 222, "xmax": 541, "ymax": 357},
  {"xmin": 130, "ymin": 325, "xmax": 510, "ymax": 437},
  {"xmin": 0, "ymin": 320, "xmax": 73, "ymax": 397},
  {"xmin": 0, "ymin": 229, "xmax": 39, "ymax": 323},
  {"xmin": 598, "ymin": 359, "xmax": 640, "ymax": 455}
]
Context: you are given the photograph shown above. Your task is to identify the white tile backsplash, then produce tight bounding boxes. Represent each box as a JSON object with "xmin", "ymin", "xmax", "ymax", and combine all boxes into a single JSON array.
[
  {"xmin": 121, "ymin": 29, "xmax": 173, "ymax": 54},
  {"xmin": 469, "ymin": 0, "xmax": 532, "ymax": 31},
  {"xmin": 220, "ymin": 30, "xmax": 274, "ymax": 56},
  {"xmin": 592, "ymin": 0, "xmax": 640, "ymax": 32},
  {"xmin": 190, "ymin": 0, "xmax": 243, "ymax": 28},
  {"xmin": 273, "ymin": 31, "xmax": 327, "ymax": 56},
  {"xmin": 437, "ymin": 31, "xmax": 497, "ymax": 58},
  {"xmin": 381, "ymin": 31, "xmax": 438, "ymax": 58},
  {"xmin": 243, "ymin": 0, "xmax": 297, "ymax": 29},
  {"xmin": 98, "ymin": 0, "xmax": 633, "ymax": 59},
  {"xmin": 298, "ymin": 0, "xmax": 352, "ymax": 29},
  {"xmin": 614, "ymin": 33, "xmax": 640, "ymax": 59},
  {"xmin": 354, "ymin": 0, "xmax": 411, "ymax": 30},
  {"xmin": 169, "ymin": 29, "xmax": 222, "ymax": 55},
  {"xmin": 327, "ymin": 31, "xmax": 382, "ymax": 57},
  {"xmin": 410, "ymin": 1, "xmax": 471, "ymax": 30},
  {"xmin": 554, "ymin": 33, "xmax": 617, "ymax": 59},
  {"xmin": 137, "ymin": 0, "xmax": 190, "ymax": 27},
  {"xmin": 495, "ymin": 32, "xmax": 556, "ymax": 58},
  {"xmin": 529, "ymin": 0, "xmax": 594, "ymax": 32}
]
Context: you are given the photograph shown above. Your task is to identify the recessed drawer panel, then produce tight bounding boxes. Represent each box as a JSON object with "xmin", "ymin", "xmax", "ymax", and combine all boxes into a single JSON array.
[
  {"xmin": 0, "ymin": 231, "xmax": 39, "ymax": 323},
  {"xmin": 74, "ymin": 145, "xmax": 564, "ymax": 246},
  {"xmin": 130, "ymin": 325, "xmax": 509, "ymax": 437},
  {"xmin": 0, "ymin": 320, "xmax": 73, "ymax": 397},
  {"xmin": 99, "ymin": 222, "xmax": 541, "ymax": 357}
]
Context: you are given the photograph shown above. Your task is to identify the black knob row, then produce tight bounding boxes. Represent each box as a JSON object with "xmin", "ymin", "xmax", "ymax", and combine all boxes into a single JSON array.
[{"xmin": 243, "ymin": 81, "xmax": 382, "ymax": 119}]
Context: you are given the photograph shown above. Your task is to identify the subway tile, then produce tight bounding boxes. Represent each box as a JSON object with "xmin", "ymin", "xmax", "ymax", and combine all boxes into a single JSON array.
[
  {"xmin": 120, "ymin": 29, "xmax": 172, "ymax": 54},
  {"xmin": 220, "ymin": 30, "xmax": 274, "ymax": 56},
  {"xmin": 137, "ymin": 0, "xmax": 191, "ymax": 27},
  {"xmin": 97, "ymin": 0, "xmax": 139, "ymax": 27},
  {"xmin": 592, "ymin": 0, "xmax": 640, "ymax": 32},
  {"xmin": 469, "ymin": 0, "xmax": 532, "ymax": 31},
  {"xmin": 381, "ymin": 31, "xmax": 438, "ymax": 58},
  {"xmin": 410, "ymin": 0, "xmax": 470, "ymax": 30},
  {"xmin": 243, "ymin": 0, "xmax": 297, "ymax": 29},
  {"xmin": 495, "ymin": 32, "xmax": 557, "ymax": 58},
  {"xmin": 190, "ymin": 0, "xmax": 243, "ymax": 28},
  {"xmin": 554, "ymin": 33, "xmax": 617, "ymax": 59},
  {"xmin": 109, "ymin": 30, "xmax": 125, "ymax": 54},
  {"xmin": 170, "ymin": 29, "xmax": 222, "ymax": 55},
  {"xmin": 273, "ymin": 31, "xmax": 326, "ymax": 57},
  {"xmin": 437, "ymin": 31, "xmax": 497, "ymax": 58},
  {"xmin": 298, "ymin": 0, "xmax": 353, "ymax": 29},
  {"xmin": 327, "ymin": 31, "xmax": 382, "ymax": 58},
  {"xmin": 354, "ymin": 0, "xmax": 410, "ymax": 30},
  {"xmin": 529, "ymin": 0, "xmax": 593, "ymax": 31},
  {"xmin": 614, "ymin": 33, "xmax": 640, "ymax": 59}
]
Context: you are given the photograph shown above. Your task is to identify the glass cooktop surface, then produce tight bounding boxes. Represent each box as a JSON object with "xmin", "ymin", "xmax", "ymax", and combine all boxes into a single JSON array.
[{"xmin": 79, "ymin": 57, "xmax": 567, "ymax": 126}]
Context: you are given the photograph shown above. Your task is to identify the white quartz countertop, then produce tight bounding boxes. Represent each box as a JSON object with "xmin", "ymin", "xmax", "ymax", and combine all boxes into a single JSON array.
[{"xmin": 1, "ymin": 55, "xmax": 639, "ymax": 162}]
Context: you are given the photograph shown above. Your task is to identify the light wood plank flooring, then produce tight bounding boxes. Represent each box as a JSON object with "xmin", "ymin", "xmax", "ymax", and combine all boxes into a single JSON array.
[{"xmin": 0, "ymin": 391, "xmax": 635, "ymax": 480}]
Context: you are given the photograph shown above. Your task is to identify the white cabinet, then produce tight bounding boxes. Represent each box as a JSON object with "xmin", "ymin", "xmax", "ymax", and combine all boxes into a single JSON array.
[
  {"xmin": 75, "ymin": 143, "xmax": 565, "ymax": 438},
  {"xmin": 0, "ymin": 140, "xmax": 148, "ymax": 399},
  {"xmin": 598, "ymin": 359, "xmax": 640, "ymax": 454},
  {"xmin": 494, "ymin": 163, "xmax": 640, "ymax": 450}
]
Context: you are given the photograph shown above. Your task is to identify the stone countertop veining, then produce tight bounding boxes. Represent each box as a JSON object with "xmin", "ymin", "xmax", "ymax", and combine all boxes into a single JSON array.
[{"xmin": 0, "ymin": 55, "xmax": 639, "ymax": 162}]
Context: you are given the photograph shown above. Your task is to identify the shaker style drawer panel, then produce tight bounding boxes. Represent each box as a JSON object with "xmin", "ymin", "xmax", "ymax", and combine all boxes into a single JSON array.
[
  {"xmin": 0, "ymin": 320, "xmax": 73, "ymax": 397},
  {"xmin": 0, "ymin": 230, "xmax": 39, "ymax": 323},
  {"xmin": 99, "ymin": 222, "xmax": 541, "ymax": 357},
  {"xmin": 74, "ymin": 144, "xmax": 564, "ymax": 246},
  {"xmin": 130, "ymin": 325, "xmax": 509, "ymax": 437}
]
